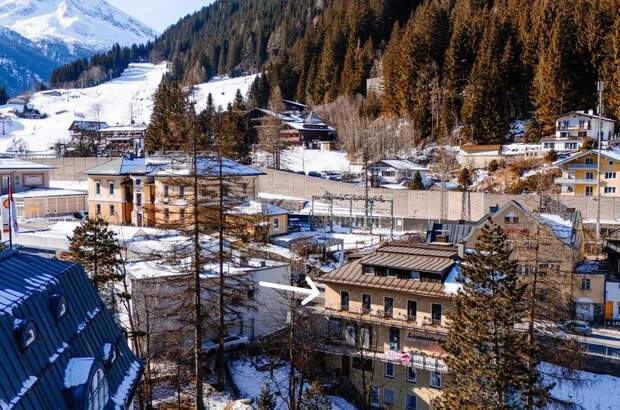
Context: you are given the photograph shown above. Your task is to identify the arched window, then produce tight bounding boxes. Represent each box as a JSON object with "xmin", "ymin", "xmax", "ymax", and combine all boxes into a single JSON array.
[{"xmin": 87, "ymin": 368, "xmax": 109, "ymax": 410}]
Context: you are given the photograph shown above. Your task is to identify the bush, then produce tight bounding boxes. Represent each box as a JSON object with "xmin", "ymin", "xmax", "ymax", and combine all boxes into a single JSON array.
[
  {"xmin": 545, "ymin": 149, "xmax": 558, "ymax": 162},
  {"xmin": 488, "ymin": 159, "xmax": 500, "ymax": 173}
]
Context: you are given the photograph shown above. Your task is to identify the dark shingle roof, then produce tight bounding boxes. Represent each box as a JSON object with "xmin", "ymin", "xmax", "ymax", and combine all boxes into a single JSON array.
[
  {"xmin": 0, "ymin": 250, "xmax": 142, "ymax": 409},
  {"xmin": 426, "ymin": 221, "xmax": 474, "ymax": 245}
]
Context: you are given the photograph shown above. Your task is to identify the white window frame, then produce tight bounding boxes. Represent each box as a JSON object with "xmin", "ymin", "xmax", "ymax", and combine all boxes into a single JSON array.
[
  {"xmin": 406, "ymin": 366, "xmax": 417, "ymax": 383},
  {"xmin": 430, "ymin": 371, "xmax": 443, "ymax": 389},
  {"xmin": 88, "ymin": 368, "xmax": 109, "ymax": 410},
  {"xmin": 370, "ymin": 386, "xmax": 380, "ymax": 407},
  {"xmin": 383, "ymin": 388, "xmax": 394, "ymax": 405},
  {"xmin": 406, "ymin": 393, "xmax": 417, "ymax": 410}
]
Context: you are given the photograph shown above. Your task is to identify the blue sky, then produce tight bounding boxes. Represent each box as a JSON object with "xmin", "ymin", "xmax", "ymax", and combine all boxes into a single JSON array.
[{"xmin": 108, "ymin": 0, "xmax": 215, "ymax": 32}]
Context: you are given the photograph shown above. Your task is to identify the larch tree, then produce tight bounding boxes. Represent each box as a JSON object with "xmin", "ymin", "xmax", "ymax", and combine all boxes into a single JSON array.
[{"xmin": 436, "ymin": 220, "xmax": 547, "ymax": 410}]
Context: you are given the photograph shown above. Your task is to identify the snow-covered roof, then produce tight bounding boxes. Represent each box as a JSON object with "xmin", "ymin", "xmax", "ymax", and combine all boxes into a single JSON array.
[
  {"xmin": 372, "ymin": 159, "xmax": 428, "ymax": 171},
  {"xmin": 575, "ymin": 260, "xmax": 604, "ymax": 275},
  {"xmin": 233, "ymin": 200, "xmax": 289, "ymax": 216},
  {"xmin": 558, "ymin": 110, "xmax": 617, "ymax": 123},
  {"xmin": 283, "ymin": 121, "xmax": 336, "ymax": 132},
  {"xmin": 64, "ymin": 358, "xmax": 95, "ymax": 388},
  {"xmin": 100, "ymin": 124, "xmax": 148, "ymax": 132},
  {"xmin": 554, "ymin": 148, "xmax": 620, "ymax": 166},
  {"xmin": 154, "ymin": 157, "xmax": 263, "ymax": 178},
  {"xmin": 0, "ymin": 158, "xmax": 54, "ymax": 170},
  {"xmin": 535, "ymin": 213, "xmax": 574, "ymax": 246},
  {"xmin": 2, "ymin": 188, "xmax": 86, "ymax": 199}
]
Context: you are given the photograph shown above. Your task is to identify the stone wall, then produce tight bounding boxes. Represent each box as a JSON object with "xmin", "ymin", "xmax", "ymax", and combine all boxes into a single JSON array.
[{"xmin": 36, "ymin": 157, "xmax": 114, "ymax": 180}]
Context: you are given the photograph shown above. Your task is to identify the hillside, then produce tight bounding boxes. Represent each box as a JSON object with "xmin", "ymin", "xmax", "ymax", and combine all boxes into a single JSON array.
[{"xmin": 0, "ymin": 63, "xmax": 256, "ymax": 154}]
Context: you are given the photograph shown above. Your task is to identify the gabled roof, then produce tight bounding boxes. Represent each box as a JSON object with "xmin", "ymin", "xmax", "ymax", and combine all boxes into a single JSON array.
[
  {"xmin": 554, "ymin": 148, "xmax": 620, "ymax": 166},
  {"xmin": 233, "ymin": 200, "xmax": 289, "ymax": 216},
  {"xmin": 153, "ymin": 156, "xmax": 263, "ymax": 177},
  {"xmin": 86, "ymin": 156, "xmax": 146, "ymax": 176},
  {"xmin": 68, "ymin": 120, "xmax": 109, "ymax": 131},
  {"xmin": 371, "ymin": 159, "xmax": 428, "ymax": 171},
  {"xmin": 426, "ymin": 220, "xmax": 474, "ymax": 245},
  {"xmin": 558, "ymin": 111, "xmax": 617, "ymax": 123},
  {"xmin": 462, "ymin": 200, "xmax": 581, "ymax": 248},
  {"xmin": 0, "ymin": 250, "xmax": 142, "ymax": 409},
  {"xmin": 0, "ymin": 159, "xmax": 54, "ymax": 171}
]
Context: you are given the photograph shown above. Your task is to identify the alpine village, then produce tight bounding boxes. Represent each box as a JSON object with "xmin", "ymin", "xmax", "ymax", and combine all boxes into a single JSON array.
[{"xmin": 2, "ymin": 0, "xmax": 620, "ymax": 409}]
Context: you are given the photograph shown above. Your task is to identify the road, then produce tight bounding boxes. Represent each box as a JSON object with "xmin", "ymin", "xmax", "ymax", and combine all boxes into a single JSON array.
[{"xmin": 566, "ymin": 329, "xmax": 620, "ymax": 359}]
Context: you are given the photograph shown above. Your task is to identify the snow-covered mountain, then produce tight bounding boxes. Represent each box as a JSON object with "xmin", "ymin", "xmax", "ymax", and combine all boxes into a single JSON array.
[
  {"xmin": 0, "ymin": 0, "xmax": 158, "ymax": 63},
  {"xmin": 0, "ymin": 26, "xmax": 56, "ymax": 94}
]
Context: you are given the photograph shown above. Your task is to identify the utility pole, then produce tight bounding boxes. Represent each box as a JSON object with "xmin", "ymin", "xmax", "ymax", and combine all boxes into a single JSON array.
[{"xmin": 596, "ymin": 80, "xmax": 604, "ymax": 249}]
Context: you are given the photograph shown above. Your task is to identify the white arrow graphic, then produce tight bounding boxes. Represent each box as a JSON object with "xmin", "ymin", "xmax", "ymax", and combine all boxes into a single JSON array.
[{"xmin": 259, "ymin": 276, "xmax": 321, "ymax": 305}]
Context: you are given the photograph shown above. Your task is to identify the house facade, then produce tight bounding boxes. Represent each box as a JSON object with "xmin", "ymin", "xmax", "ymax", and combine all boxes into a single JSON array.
[
  {"xmin": 459, "ymin": 201, "xmax": 601, "ymax": 321},
  {"xmin": 0, "ymin": 250, "xmax": 143, "ymax": 409},
  {"xmin": 369, "ymin": 160, "xmax": 430, "ymax": 187},
  {"xmin": 554, "ymin": 111, "xmax": 616, "ymax": 142},
  {"xmin": 317, "ymin": 243, "xmax": 460, "ymax": 410},
  {"xmin": 99, "ymin": 124, "xmax": 147, "ymax": 156},
  {"xmin": 554, "ymin": 149, "xmax": 620, "ymax": 196}
]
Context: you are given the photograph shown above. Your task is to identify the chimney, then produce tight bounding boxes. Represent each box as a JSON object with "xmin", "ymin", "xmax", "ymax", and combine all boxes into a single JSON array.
[{"xmin": 489, "ymin": 204, "xmax": 500, "ymax": 214}]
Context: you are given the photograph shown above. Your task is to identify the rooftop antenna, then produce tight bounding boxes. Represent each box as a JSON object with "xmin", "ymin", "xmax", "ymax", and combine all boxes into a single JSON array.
[{"xmin": 596, "ymin": 80, "xmax": 604, "ymax": 249}]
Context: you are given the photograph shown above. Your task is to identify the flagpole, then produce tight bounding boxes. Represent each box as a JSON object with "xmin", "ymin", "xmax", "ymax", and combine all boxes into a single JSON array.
[{"xmin": 7, "ymin": 181, "xmax": 12, "ymax": 250}]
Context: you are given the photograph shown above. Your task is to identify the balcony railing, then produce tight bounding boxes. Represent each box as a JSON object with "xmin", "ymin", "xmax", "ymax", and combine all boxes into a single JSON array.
[
  {"xmin": 567, "ymin": 163, "xmax": 598, "ymax": 170},
  {"xmin": 555, "ymin": 177, "xmax": 598, "ymax": 185},
  {"xmin": 557, "ymin": 125, "xmax": 591, "ymax": 131}
]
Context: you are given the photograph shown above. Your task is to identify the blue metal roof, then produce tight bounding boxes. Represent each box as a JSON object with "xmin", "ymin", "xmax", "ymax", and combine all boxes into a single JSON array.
[{"xmin": 0, "ymin": 250, "xmax": 143, "ymax": 409}]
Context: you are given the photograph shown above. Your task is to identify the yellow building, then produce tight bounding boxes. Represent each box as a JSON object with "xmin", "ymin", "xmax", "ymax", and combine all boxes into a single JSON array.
[
  {"xmin": 86, "ymin": 155, "xmax": 287, "ymax": 237},
  {"xmin": 317, "ymin": 243, "xmax": 459, "ymax": 410},
  {"xmin": 555, "ymin": 149, "xmax": 620, "ymax": 196}
]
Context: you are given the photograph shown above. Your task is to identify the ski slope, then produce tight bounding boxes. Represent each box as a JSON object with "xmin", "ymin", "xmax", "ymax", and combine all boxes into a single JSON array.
[{"xmin": 0, "ymin": 65, "xmax": 257, "ymax": 154}]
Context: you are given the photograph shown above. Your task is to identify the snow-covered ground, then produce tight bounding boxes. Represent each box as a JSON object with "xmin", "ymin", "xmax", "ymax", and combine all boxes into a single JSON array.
[
  {"xmin": 257, "ymin": 147, "xmax": 362, "ymax": 174},
  {"xmin": 191, "ymin": 74, "xmax": 257, "ymax": 112},
  {"xmin": 542, "ymin": 362, "xmax": 620, "ymax": 409},
  {"xmin": 0, "ymin": 62, "xmax": 166, "ymax": 153},
  {"xmin": 230, "ymin": 358, "xmax": 356, "ymax": 410},
  {"xmin": 0, "ymin": 64, "xmax": 259, "ymax": 154}
]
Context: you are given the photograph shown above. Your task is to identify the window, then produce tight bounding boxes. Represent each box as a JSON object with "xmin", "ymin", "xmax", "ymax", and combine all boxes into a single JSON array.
[
  {"xmin": 389, "ymin": 327, "xmax": 400, "ymax": 351},
  {"xmin": 50, "ymin": 294, "xmax": 68, "ymax": 322},
  {"xmin": 135, "ymin": 178, "xmax": 141, "ymax": 186},
  {"xmin": 384, "ymin": 362, "xmax": 395, "ymax": 378},
  {"xmin": 383, "ymin": 388, "xmax": 394, "ymax": 405},
  {"xmin": 274, "ymin": 218, "xmax": 279, "ymax": 229},
  {"xmin": 384, "ymin": 297, "xmax": 394, "ymax": 318},
  {"xmin": 504, "ymin": 212, "xmax": 519, "ymax": 224},
  {"xmin": 363, "ymin": 265, "xmax": 375, "ymax": 274},
  {"xmin": 14, "ymin": 176, "xmax": 19, "ymax": 185},
  {"xmin": 430, "ymin": 372, "xmax": 443, "ymax": 389},
  {"xmin": 88, "ymin": 368, "xmax": 109, "ymax": 410},
  {"xmin": 96, "ymin": 204, "xmax": 101, "ymax": 215},
  {"xmin": 432, "ymin": 303, "xmax": 442, "ymax": 326},
  {"xmin": 585, "ymin": 172, "xmax": 594, "ymax": 180},
  {"xmin": 605, "ymin": 172, "xmax": 617, "ymax": 179},
  {"xmin": 566, "ymin": 142, "xmax": 577, "ymax": 150},
  {"xmin": 164, "ymin": 185, "xmax": 169, "ymax": 198},
  {"xmin": 164, "ymin": 208, "xmax": 170, "ymax": 222},
  {"xmin": 410, "ymin": 271, "xmax": 420, "ymax": 280},
  {"xmin": 109, "ymin": 205, "xmax": 115, "ymax": 215},
  {"xmin": 406, "ymin": 394, "xmax": 417, "ymax": 410},
  {"xmin": 345, "ymin": 325, "xmax": 356, "ymax": 346},
  {"xmin": 610, "ymin": 161, "xmax": 615, "ymax": 166},
  {"xmin": 136, "ymin": 193, "xmax": 142, "ymax": 207},
  {"xmin": 586, "ymin": 157, "xmax": 594, "ymax": 165},
  {"xmin": 585, "ymin": 186, "xmax": 593, "ymax": 196},
  {"xmin": 341, "ymin": 356, "xmax": 350, "ymax": 376},
  {"xmin": 406, "ymin": 367, "xmax": 417, "ymax": 383},
  {"xmin": 180, "ymin": 208, "xmax": 186, "ymax": 220},
  {"xmin": 179, "ymin": 185, "xmax": 185, "ymax": 198},
  {"xmin": 581, "ymin": 278, "xmax": 591, "ymax": 290},
  {"xmin": 578, "ymin": 131, "xmax": 587, "ymax": 137},
  {"xmin": 407, "ymin": 300, "xmax": 417, "ymax": 322},
  {"xmin": 328, "ymin": 318, "xmax": 342, "ymax": 339},
  {"xmin": 95, "ymin": 181, "xmax": 101, "ymax": 195},
  {"xmin": 605, "ymin": 187, "xmax": 616, "ymax": 194},
  {"xmin": 360, "ymin": 326, "xmax": 372, "ymax": 349},
  {"xmin": 370, "ymin": 387, "xmax": 380, "ymax": 407},
  {"xmin": 340, "ymin": 291, "xmax": 350, "ymax": 311},
  {"xmin": 362, "ymin": 294, "xmax": 371, "ymax": 313},
  {"xmin": 108, "ymin": 182, "xmax": 114, "ymax": 195}
]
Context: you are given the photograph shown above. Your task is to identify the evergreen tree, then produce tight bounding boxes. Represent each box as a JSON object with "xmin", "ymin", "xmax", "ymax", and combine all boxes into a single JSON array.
[
  {"xmin": 408, "ymin": 170, "xmax": 425, "ymax": 190},
  {"xmin": 68, "ymin": 218, "xmax": 123, "ymax": 313},
  {"xmin": 257, "ymin": 383, "xmax": 276, "ymax": 410},
  {"xmin": 0, "ymin": 85, "xmax": 9, "ymax": 105},
  {"xmin": 436, "ymin": 221, "xmax": 545, "ymax": 410},
  {"xmin": 146, "ymin": 81, "xmax": 190, "ymax": 152},
  {"xmin": 458, "ymin": 167, "xmax": 472, "ymax": 190}
]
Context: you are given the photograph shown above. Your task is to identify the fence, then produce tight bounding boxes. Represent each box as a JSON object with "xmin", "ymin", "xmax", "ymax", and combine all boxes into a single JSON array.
[{"xmin": 258, "ymin": 169, "xmax": 620, "ymax": 223}]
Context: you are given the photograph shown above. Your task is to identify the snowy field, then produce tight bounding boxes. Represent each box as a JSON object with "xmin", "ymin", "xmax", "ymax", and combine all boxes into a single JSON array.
[
  {"xmin": 0, "ymin": 64, "xmax": 257, "ymax": 154},
  {"xmin": 230, "ymin": 358, "xmax": 356, "ymax": 410},
  {"xmin": 256, "ymin": 147, "xmax": 362, "ymax": 174}
]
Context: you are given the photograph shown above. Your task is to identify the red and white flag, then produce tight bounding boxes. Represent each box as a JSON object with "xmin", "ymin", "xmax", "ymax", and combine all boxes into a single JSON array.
[{"xmin": 8, "ymin": 181, "xmax": 18, "ymax": 237}]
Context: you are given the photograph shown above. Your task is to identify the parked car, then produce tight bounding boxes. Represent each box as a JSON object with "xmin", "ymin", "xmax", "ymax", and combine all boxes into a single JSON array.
[
  {"xmin": 322, "ymin": 171, "xmax": 342, "ymax": 181},
  {"xmin": 562, "ymin": 320, "xmax": 592, "ymax": 336},
  {"xmin": 307, "ymin": 171, "xmax": 322, "ymax": 178},
  {"xmin": 202, "ymin": 335, "xmax": 249, "ymax": 354},
  {"xmin": 73, "ymin": 211, "xmax": 88, "ymax": 220},
  {"xmin": 295, "ymin": 171, "xmax": 306, "ymax": 176}
]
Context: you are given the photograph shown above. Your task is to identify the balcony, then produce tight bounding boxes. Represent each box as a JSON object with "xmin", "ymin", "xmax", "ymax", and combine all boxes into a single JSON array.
[
  {"xmin": 567, "ymin": 163, "xmax": 598, "ymax": 170},
  {"xmin": 555, "ymin": 177, "xmax": 598, "ymax": 185},
  {"xmin": 321, "ymin": 307, "xmax": 449, "ymax": 336},
  {"xmin": 557, "ymin": 125, "xmax": 591, "ymax": 131}
]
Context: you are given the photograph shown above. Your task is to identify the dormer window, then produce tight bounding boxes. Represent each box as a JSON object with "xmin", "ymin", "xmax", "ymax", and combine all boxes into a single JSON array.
[
  {"xmin": 101, "ymin": 343, "xmax": 117, "ymax": 367},
  {"xmin": 410, "ymin": 271, "xmax": 420, "ymax": 280},
  {"xmin": 13, "ymin": 318, "xmax": 37, "ymax": 351},
  {"xmin": 50, "ymin": 293, "xmax": 68, "ymax": 322},
  {"xmin": 363, "ymin": 265, "xmax": 375, "ymax": 274}
]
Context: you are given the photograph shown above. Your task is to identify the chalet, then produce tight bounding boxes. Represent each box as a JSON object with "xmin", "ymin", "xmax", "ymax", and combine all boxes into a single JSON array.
[
  {"xmin": 543, "ymin": 110, "xmax": 617, "ymax": 152},
  {"xmin": 366, "ymin": 76, "xmax": 385, "ymax": 96},
  {"xmin": 369, "ymin": 160, "xmax": 429, "ymax": 187},
  {"xmin": 0, "ymin": 250, "xmax": 143, "ymax": 409},
  {"xmin": 554, "ymin": 148, "xmax": 620, "ymax": 196},
  {"xmin": 99, "ymin": 124, "xmax": 147, "ymax": 156},
  {"xmin": 68, "ymin": 120, "xmax": 109, "ymax": 133}
]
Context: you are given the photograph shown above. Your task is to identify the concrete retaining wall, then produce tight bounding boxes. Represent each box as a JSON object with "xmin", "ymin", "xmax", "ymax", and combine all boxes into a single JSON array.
[{"xmin": 37, "ymin": 157, "xmax": 115, "ymax": 180}]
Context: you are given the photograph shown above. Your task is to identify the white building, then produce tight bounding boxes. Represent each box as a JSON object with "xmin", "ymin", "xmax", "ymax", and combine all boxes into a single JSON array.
[
  {"xmin": 542, "ymin": 110, "xmax": 617, "ymax": 152},
  {"xmin": 369, "ymin": 159, "xmax": 430, "ymax": 186}
]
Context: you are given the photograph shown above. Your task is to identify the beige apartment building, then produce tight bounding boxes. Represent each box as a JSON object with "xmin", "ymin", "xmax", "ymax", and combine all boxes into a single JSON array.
[{"xmin": 318, "ymin": 243, "xmax": 460, "ymax": 410}]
